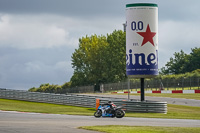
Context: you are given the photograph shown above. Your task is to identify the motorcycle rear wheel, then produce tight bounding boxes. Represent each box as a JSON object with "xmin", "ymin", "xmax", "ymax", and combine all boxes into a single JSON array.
[
  {"xmin": 115, "ymin": 110, "xmax": 125, "ymax": 118},
  {"xmin": 94, "ymin": 110, "xmax": 102, "ymax": 118}
]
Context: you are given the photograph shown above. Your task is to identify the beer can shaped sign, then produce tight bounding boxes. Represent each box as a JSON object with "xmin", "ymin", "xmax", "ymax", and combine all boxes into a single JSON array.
[{"xmin": 126, "ymin": 3, "xmax": 158, "ymax": 78}]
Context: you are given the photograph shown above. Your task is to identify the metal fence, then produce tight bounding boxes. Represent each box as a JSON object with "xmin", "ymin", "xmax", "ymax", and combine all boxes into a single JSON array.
[
  {"xmin": 0, "ymin": 89, "xmax": 167, "ymax": 113},
  {"xmin": 99, "ymin": 99, "xmax": 167, "ymax": 113},
  {"xmin": 65, "ymin": 85, "xmax": 94, "ymax": 93},
  {"xmin": 27, "ymin": 77, "xmax": 200, "ymax": 94},
  {"xmin": 102, "ymin": 77, "xmax": 200, "ymax": 92}
]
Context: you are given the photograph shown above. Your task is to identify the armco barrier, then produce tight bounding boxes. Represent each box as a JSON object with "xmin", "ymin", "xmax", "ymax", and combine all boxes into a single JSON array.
[
  {"xmin": 0, "ymin": 89, "xmax": 167, "ymax": 113},
  {"xmin": 99, "ymin": 99, "xmax": 167, "ymax": 113},
  {"xmin": 0, "ymin": 89, "xmax": 99, "ymax": 108}
]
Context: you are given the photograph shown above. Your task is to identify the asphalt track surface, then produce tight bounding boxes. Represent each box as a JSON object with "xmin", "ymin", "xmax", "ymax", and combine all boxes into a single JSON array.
[
  {"xmin": 1, "ymin": 110, "xmax": 200, "ymax": 133},
  {"xmin": 83, "ymin": 94, "xmax": 200, "ymax": 107}
]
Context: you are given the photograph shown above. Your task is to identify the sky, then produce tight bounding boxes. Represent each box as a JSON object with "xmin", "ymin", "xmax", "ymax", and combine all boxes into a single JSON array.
[{"xmin": 0, "ymin": 0, "xmax": 200, "ymax": 90}]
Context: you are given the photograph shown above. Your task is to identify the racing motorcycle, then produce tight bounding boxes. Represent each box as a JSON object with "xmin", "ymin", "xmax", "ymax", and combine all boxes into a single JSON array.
[{"xmin": 94, "ymin": 104, "xmax": 125, "ymax": 118}]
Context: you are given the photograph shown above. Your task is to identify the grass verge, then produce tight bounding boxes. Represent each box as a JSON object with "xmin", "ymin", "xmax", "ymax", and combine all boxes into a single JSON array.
[
  {"xmin": 111, "ymin": 93, "xmax": 200, "ymax": 100},
  {"xmin": 1, "ymin": 98, "xmax": 200, "ymax": 119},
  {"xmin": 144, "ymin": 93, "xmax": 200, "ymax": 100},
  {"xmin": 114, "ymin": 87, "xmax": 200, "ymax": 92},
  {"xmin": 0, "ymin": 98, "xmax": 95, "ymax": 115},
  {"xmin": 126, "ymin": 104, "xmax": 200, "ymax": 119},
  {"xmin": 80, "ymin": 125, "xmax": 200, "ymax": 133}
]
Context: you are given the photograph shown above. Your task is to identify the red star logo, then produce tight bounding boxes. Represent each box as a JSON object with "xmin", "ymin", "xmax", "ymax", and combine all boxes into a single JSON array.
[{"xmin": 137, "ymin": 24, "xmax": 156, "ymax": 46}]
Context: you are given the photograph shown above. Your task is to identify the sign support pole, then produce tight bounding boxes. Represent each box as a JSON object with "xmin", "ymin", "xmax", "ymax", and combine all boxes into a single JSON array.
[
  {"xmin": 141, "ymin": 78, "xmax": 145, "ymax": 101},
  {"xmin": 128, "ymin": 78, "xmax": 130, "ymax": 101}
]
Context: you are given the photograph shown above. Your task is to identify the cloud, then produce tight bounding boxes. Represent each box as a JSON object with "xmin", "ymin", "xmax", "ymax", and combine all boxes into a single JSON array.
[
  {"xmin": 0, "ymin": 0, "xmax": 123, "ymax": 17},
  {"xmin": 0, "ymin": 14, "xmax": 124, "ymax": 50},
  {"xmin": 0, "ymin": 46, "xmax": 74, "ymax": 90},
  {"xmin": 0, "ymin": 13, "xmax": 124, "ymax": 90},
  {"xmin": 159, "ymin": 20, "xmax": 200, "ymax": 51},
  {"xmin": 0, "ymin": 14, "xmax": 78, "ymax": 49},
  {"xmin": 158, "ymin": 20, "xmax": 200, "ymax": 67},
  {"xmin": 0, "ymin": 58, "xmax": 72, "ymax": 90}
]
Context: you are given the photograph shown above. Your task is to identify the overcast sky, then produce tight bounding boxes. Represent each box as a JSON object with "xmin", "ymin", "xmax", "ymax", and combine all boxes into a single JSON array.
[{"xmin": 0, "ymin": 0, "xmax": 200, "ymax": 90}]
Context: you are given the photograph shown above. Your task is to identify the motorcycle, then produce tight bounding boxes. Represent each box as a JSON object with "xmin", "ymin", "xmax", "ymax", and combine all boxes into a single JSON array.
[{"xmin": 94, "ymin": 104, "xmax": 125, "ymax": 118}]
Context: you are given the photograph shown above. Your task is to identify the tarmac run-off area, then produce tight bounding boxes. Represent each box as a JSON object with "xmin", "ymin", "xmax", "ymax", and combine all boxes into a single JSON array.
[{"xmin": 0, "ymin": 110, "xmax": 200, "ymax": 133}]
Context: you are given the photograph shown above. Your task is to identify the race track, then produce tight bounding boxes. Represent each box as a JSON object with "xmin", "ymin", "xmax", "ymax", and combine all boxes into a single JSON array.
[{"xmin": 0, "ymin": 110, "xmax": 200, "ymax": 133}]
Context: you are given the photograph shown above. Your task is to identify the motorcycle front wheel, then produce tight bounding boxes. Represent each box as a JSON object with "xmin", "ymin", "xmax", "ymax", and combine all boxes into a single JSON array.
[
  {"xmin": 94, "ymin": 110, "xmax": 102, "ymax": 118},
  {"xmin": 115, "ymin": 109, "xmax": 125, "ymax": 118}
]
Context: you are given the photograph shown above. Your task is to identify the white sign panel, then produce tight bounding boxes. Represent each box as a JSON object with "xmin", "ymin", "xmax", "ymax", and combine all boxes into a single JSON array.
[{"xmin": 126, "ymin": 3, "xmax": 158, "ymax": 78}]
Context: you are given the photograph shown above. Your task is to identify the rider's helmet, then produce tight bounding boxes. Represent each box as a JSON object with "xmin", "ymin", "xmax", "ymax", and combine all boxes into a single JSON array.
[
  {"xmin": 108, "ymin": 101, "xmax": 116, "ymax": 107},
  {"xmin": 108, "ymin": 101, "xmax": 113, "ymax": 104}
]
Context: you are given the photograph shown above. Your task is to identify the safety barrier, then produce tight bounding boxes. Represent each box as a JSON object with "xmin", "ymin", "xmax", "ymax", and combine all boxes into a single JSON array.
[
  {"xmin": 99, "ymin": 99, "xmax": 167, "ymax": 113},
  {"xmin": 0, "ymin": 89, "xmax": 167, "ymax": 113}
]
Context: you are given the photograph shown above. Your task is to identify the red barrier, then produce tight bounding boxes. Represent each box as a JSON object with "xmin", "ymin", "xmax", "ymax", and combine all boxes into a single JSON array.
[
  {"xmin": 195, "ymin": 90, "xmax": 200, "ymax": 93},
  {"xmin": 152, "ymin": 91, "xmax": 161, "ymax": 93},
  {"xmin": 172, "ymin": 90, "xmax": 183, "ymax": 93}
]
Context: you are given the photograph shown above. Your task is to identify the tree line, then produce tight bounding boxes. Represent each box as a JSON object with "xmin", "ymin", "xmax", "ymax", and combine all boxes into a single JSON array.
[
  {"xmin": 29, "ymin": 30, "xmax": 200, "ymax": 93},
  {"xmin": 160, "ymin": 47, "xmax": 200, "ymax": 75},
  {"xmin": 29, "ymin": 82, "xmax": 71, "ymax": 94}
]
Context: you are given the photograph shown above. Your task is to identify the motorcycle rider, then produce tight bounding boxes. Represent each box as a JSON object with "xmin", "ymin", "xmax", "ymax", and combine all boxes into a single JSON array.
[
  {"xmin": 108, "ymin": 101, "xmax": 116, "ymax": 108},
  {"xmin": 104, "ymin": 101, "xmax": 116, "ymax": 114}
]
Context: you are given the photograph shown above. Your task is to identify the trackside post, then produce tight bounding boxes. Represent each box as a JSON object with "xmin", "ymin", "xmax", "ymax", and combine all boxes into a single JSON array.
[{"xmin": 96, "ymin": 99, "xmax": 100, "ymax": 110}]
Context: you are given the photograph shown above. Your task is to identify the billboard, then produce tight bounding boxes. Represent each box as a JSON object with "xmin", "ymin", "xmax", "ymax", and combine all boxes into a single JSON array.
[{"xmin": 126, "ymin": 3, "xmax": 158, "ymax": 78}]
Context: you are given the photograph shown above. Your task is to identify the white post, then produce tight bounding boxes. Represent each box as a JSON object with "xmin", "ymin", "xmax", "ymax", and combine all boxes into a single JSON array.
[{"xmin": 128, "ymin": 78, "xmax": 130, "ymax": 101}]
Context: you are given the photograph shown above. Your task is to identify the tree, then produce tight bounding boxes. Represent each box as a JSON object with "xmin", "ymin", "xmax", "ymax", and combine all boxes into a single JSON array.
[
  {"xmin": 160, "ymin": 47, "xmax": 200, "ymax": 74},
  {"xmin": 161, "ymin": 50, "xmax": 187, "ymax": 74},
  {"xmin": 184, "ymin": 47, "xmax": 200, "ymax": 72},
  {"xmin": 71, "ymin": 34, "xmax": 109, "ymax": 87},
  {"xmin": 105, "ymin": 30, "xmax": 126, "ymax": 82},
  {"xmin": 28, "ymin": 83, "xmax": 68, "ymax": 94},
  {"xmin": 70, "ymin": 30, "xmax": 126, "ymax": 87}
]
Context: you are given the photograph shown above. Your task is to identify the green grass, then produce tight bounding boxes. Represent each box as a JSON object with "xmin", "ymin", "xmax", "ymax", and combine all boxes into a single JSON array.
[
  {"xmin": 1, "ymin": 98, "xmax": 200, "ymax": 119},
  {"xmin": 126, "ymin": 104, "xmax": 200, "ymax": 119},
  {"xmin": 111, "ymin": 93, "xmax": 200, "ymax": 100},
  {"xmin": 80, "ymin": 125, "xmax": 200, "ymax": 133},
  {"xmin": 114, "ymin": 87, "xmax": 200, "ymax": 92},
  {"xmin": 145, "ymin": 93, "xmax": 200, "ymax": 100},
  {"xmin": 0, "ymin": 99, "xmax": 95, "ymax": 115}
]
